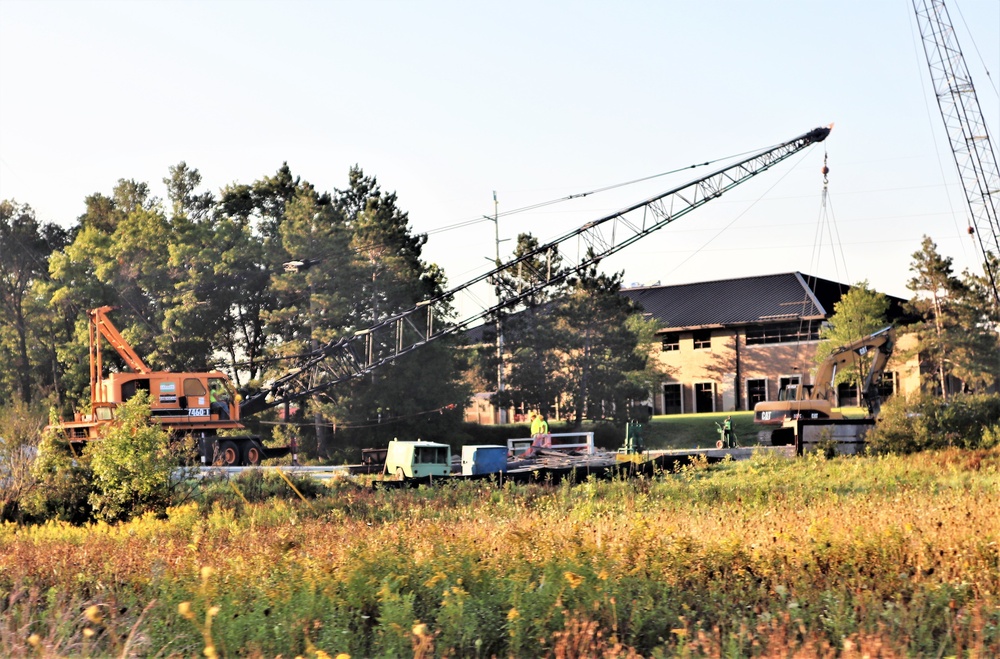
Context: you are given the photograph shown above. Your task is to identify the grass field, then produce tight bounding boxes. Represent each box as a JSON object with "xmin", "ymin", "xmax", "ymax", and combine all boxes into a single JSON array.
[{"xmin": 2, "ymin": 446, "xmax": 997, "ymax": 657}]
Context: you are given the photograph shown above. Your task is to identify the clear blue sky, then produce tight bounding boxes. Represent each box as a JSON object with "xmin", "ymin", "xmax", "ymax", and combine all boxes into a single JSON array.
[{"xmin": 2, "ymin": 0, "xmax": 998, "ymax": 308}]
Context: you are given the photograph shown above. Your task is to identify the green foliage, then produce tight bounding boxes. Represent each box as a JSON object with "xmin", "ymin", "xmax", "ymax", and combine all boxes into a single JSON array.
[
  {"xmin": 0, "ymin": 200, "xmax": 70, "ymax": 405},
  {"xmin": 815, "ymin": 280, "xmax": 890, "ymax": 387},
  {"xmin": 3, "ymin": 450, "xmax": 999, "ymax": 657},
  {"xmin": 23, "ymin": 428, "xmax": 96, "ymax": 525},
  {"xmin": 196, "ymin": 469, "xmax": 326, "ymax": 508},
  {"xmin": 0, "ymin": 400, "xmax": 47, "ymax": 522},
  {"xmin": 905, "ymin": 236, "xmax": 1000, "ymax": 397},
  {"xmin": 493, "ymin": 241, "xmax": 649, "ymax": 426},
  {"xmin": 867, "ymin": 392, "xmax": 1000, "ymax": 454},
  {"xmin": 86, "ymin": 391, "xmax": 182, "ymax": 522}
]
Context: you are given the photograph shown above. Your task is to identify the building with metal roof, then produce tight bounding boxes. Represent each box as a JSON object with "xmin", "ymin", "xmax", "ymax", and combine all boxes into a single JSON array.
[
  {"xmin": 464, "ymin": 271, "xmax": 919, "ymax": 423},
  {"xmin": 619, "ymin": 272, "xmax": 917, "ymax": 415}
]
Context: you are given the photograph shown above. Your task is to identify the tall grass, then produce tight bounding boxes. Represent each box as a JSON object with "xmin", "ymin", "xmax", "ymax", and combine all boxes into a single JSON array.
[{"xmin": 2, "ymin": 448, "xmax": 998, "ymax": 657}]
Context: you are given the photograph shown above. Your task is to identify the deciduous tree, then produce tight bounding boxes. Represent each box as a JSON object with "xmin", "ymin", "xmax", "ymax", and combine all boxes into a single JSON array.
[
  {"xmin": 0, "ymin": 201, "xmax": 68, "ymax": 403},
  {"xmin": 815, "ymin": 280, "xmax": 891, "ymax": 399}
]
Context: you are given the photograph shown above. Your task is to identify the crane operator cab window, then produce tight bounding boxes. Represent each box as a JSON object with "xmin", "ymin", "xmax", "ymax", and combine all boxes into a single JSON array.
[{"xmin": 208, "ymin": 378, "xmax": 231, "ymax": 420}]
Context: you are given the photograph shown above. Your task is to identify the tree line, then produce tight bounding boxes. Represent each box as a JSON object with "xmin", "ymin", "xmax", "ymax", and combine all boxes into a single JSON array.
[
  {"xmin": 815, "ymin": 238, "xmax": 999, "ymax": 399},
  {"xmin": 0, "ymin": 163, "xmax": 658, "ymax": 455}
]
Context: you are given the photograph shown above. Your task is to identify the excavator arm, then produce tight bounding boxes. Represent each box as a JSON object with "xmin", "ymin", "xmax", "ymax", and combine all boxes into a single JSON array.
[{"xmin": 810, "ymin": 326, "xmax": 895, "ymax": 411}]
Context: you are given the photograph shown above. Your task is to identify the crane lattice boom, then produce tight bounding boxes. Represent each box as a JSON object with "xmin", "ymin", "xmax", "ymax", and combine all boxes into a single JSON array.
[
  {"xmin": 241, "ymin": 125, "xmax": 832, "ymax": 416},
  {"xmin": 913, "ymin": 0, "xmax": 1000, "ymax": 306}
]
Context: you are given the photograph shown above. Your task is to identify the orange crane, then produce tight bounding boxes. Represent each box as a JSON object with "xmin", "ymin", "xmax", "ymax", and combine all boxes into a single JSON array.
[
  {"xmin": 52, "ymin": 125, "xmax": 834, "ymax": 463},
  {"xmin": 50, "ymin": 307, "xmax": 279, "ymax": 466}
]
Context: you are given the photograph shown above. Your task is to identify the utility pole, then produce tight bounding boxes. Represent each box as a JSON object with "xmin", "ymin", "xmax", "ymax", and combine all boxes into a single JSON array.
[{"xmin": 492, "ymin": 191, "xmax": 507, "ymax": 424}]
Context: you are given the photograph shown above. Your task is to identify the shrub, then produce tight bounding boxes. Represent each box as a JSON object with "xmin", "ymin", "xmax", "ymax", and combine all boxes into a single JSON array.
[
  {"xmin": 22, "ymin": 427, "xmax": 96, "ymax": 525},
  {"xmin": 196, "ymin": 469, "xmax": 326, "ymax": 509},
  {"xmin": 86, "ymin": 391, "xmax": 181, "ymax": 523},
  {"xmin": 867, "ymin": 392, "xmax": 1000, "ymax": 454}
]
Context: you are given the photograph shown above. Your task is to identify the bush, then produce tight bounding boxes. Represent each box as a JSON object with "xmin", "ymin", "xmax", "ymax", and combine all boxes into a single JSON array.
[
  {"xmin": 87, "ymin": 391, "xmax": 184, "ymax": 523},
  {"xmin": 867, "ymin": 392, "xmax": 1000, "ymax": 454},
  {"xmin": 196, "ymin": 469, "xmax": 327, "ymax": 509},
  {"xmin": 22, "ymin": 428, "xmax": 97, "ymax": 525}
]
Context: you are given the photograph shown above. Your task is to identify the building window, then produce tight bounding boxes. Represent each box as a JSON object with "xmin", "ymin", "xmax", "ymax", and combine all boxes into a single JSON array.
[
  {"xmin": 695, "ymin": 382, "xmax": 715, "ymax": 413},
  {"xmin": 663, "ymin": 383, "xmax": 683, "ymax": 415},
  {"xmin": 661, "ymin": 333, "xmax": 680, "ymax": 351},
  {"xmin": 746, "ymin": 378, "xmax": 767, "ymax": 407},
  {"xmin": 745, "ymin": 320, "xmax": 820, "ymax": 345},
  {"xmin": 878, "ymin": 372, "xmax": 897, "ymax": 399},
  {"xmin": 693, "ymin": 330, "xmax": 712, "ymax": 350},
  {"xmin": 837, "ymin": 381, "xmax": 859, "ymax": 407}
]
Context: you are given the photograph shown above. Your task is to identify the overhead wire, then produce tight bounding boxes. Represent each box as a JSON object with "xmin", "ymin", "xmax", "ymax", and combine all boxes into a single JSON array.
[
  {"xmin": 659, "ymin": 144, "xmax": 818, "ymax": 280},
  {"xmin": 421, "ymin": 145, "xmax": 773, "ymax": 237},
  {"xmin": 953, "ymin": 1, "xmax": 999, "ymax": 99}
]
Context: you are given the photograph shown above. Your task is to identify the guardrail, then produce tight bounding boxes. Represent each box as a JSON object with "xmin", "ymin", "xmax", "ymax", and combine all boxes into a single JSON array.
[
  {"xmin": 507, "ymin": 432, "xmax": 595, "ymax": 457},
  {"xmin": 180, "ymin": 465, "xmax": 353, "ymax": 483}
]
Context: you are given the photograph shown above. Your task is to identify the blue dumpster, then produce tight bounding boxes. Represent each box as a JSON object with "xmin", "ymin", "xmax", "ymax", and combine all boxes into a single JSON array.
[{"xmin": 461, "ymin": 445, "xmax": 508, "ymax": 475}]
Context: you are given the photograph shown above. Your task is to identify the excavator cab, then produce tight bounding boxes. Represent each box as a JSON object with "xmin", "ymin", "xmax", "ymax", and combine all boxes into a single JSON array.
[{"xmin": 208, "ymin": 377, "xmax": 232, "ymax": 420}]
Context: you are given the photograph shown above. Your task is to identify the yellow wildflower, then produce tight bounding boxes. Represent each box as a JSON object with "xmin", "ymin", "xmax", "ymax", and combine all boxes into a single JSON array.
[
  {"xmin": 178, "ymin": 601, "xmax": 195, "ymax": 620},
  {"xmin": 564, "ymin": 571, "xmax": 584, "ymax": 590},
  {"xmin": 84, "ymin": 605, "xmax": 102, "ymax": 624}
]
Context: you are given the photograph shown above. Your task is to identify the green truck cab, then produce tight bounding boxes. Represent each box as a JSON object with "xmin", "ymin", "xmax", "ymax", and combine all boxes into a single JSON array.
[{"xmin": 384, "ymin": 439, "xmax": 451, "ymax": 480}]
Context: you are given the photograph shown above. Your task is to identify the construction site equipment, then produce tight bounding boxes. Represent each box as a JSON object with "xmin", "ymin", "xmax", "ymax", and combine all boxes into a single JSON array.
[
  {"xmin": 753, "ymin": 326, "xmax": 896, "ymax": 447},
  {"xmin": 48, "ymin": 307, "xmax": 282, "ymax": 466},
  {"xmin": 240, "ymin": 125, "xmax": 833, "ymax": 418},
  {"xmin": 507, "ymin": 431, "xmax": 595, "ymax": 458},
  {"xmin": 384, "ymin": 439, "xmax": 451, "ymax": 480},
  {"xmin": 51, "ymin": 126, "xmax": 832, "ymax": 465},
  {"xmin": 913, "ymin": 0, "xmax": 1000, "ymax": 307},
  {"xmin": 460, "ymin": 445, "xmax": 508, "ymax": 476}
]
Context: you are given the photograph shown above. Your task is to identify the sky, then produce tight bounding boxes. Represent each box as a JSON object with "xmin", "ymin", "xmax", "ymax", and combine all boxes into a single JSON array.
[{"xmin": 2, "ymin": 0, "xmax": 999, "ymax": 318}]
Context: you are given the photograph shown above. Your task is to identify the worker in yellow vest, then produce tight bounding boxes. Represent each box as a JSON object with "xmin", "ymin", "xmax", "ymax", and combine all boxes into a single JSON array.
[{"xmin": 530, "ymin": 412, "xmax": 544, "ymax": 436}]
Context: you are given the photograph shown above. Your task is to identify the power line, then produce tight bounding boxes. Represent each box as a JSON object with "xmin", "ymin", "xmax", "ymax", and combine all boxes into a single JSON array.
[{"xmin": 423, "ymin": 146, "xmax": 770, "ymax": 237}]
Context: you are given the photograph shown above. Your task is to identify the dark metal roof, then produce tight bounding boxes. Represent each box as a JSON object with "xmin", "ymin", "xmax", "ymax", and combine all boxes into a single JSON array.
[
  {"xmin": 465, "ymin": 272, "xmax": 909, "ymax": 341},
  {"xmin": 619, "ymin": 272, "xmax": 850, "ymax": 331}
]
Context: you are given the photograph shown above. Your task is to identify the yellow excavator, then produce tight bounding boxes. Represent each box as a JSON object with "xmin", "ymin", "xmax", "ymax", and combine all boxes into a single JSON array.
[{"xmin": 753, "ymin": 326, "xmax": 896, "ymax": 446}]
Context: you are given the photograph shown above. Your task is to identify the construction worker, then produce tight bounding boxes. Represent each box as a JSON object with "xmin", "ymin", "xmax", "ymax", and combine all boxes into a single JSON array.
[
  {"xmin": 530, "ymin": 412, "xmax": 543, "ymax": 436},
  {"xmin": 209, "ymin": 380, "xmax": 229, "ymax": 420},
  {"xmin": 723, "ymin": 415, "xmax": 734, "ymax": 449},
  {"xmin": 525, "ymin": 412, "xmax": 550, "ymax": 458}
]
